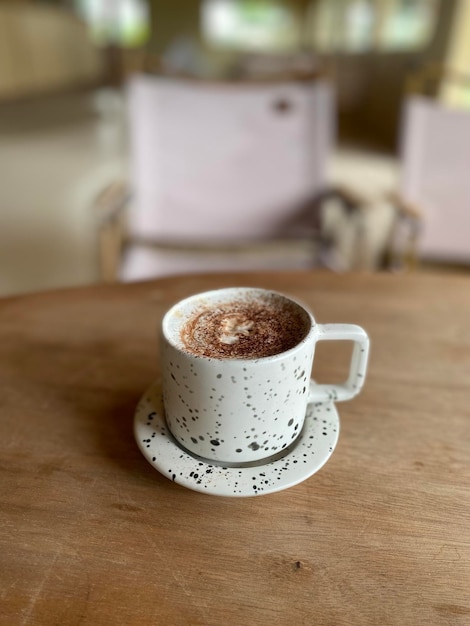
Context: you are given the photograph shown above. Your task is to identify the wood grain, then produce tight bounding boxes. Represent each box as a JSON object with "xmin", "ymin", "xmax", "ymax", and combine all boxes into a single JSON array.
[{"xmin": 0, "ymin": 271, "xmax": 469, "ymax": 626}]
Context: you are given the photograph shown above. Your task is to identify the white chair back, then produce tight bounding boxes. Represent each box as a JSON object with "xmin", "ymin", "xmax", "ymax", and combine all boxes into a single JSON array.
[
  {"xmin": 126, "ymin": 74, "xmax": 335, "ymax": 243},
  {"xmin": 400, "ymin": 96, "xmax": 470, "ymax": 262}
]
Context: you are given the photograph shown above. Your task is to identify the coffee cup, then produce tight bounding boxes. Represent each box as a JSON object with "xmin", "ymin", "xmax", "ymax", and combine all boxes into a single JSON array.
[{"xmin": 161, "ymin": 287, "xmax": 369, "ymax": 465}]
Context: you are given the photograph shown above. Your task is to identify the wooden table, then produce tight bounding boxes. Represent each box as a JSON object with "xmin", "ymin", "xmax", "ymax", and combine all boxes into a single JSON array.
[{"xmin": 1, "ymin": 271, "xmax": 469, "ymax": 626}]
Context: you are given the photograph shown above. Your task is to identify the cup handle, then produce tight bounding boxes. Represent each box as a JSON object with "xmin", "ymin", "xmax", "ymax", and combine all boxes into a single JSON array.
[{"xmin": 308, "ymin": 324, "xmax": 370, "ymax": 403}]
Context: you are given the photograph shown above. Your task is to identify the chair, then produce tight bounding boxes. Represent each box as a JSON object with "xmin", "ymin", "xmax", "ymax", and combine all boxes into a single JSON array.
[
  {"xmin": 97, "ymin": 73, "xmax": 340, "ymax": 281},
  {"xmin": 393, "ymin": 67, "xmax": 470, "ymax": 265}
]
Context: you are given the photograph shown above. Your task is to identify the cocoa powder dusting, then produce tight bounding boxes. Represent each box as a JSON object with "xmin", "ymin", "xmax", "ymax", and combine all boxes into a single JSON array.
[{"xmin": 180, "ymin": 295, "xmax": 309, "ymax": 359}]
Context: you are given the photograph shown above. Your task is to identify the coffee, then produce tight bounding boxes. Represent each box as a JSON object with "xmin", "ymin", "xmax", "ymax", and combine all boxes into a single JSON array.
[{"xmin": 179, "ymin": 293, "xmax": 310, "ymax": 359}]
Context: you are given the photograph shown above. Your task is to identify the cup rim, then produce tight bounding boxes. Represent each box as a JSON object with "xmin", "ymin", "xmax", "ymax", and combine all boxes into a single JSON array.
[{"xmin": 161, "ymin": 286, "xmax": 316, "ymax": 363}]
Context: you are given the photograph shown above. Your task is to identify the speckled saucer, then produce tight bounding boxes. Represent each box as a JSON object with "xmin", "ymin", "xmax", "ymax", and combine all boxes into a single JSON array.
[{"xmin": 134, "ymin": 381, "xmax": 340, "ymax": 497}]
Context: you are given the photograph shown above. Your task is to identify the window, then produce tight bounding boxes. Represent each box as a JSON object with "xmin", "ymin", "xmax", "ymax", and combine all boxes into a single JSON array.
[
  {"xmin": 380, "ymin": 0, "xmax": 438, "ymax": 51},
  {"xmin": 75, "ymin": 0, "xmax": 150, "ymax": 48},
  {"xmin": 308, "ymin": 0, "xmax": 439, "ymax": 53},
  {"xmin": 202, "ymin": 0, "xmax": 300, "ymax": 52}
]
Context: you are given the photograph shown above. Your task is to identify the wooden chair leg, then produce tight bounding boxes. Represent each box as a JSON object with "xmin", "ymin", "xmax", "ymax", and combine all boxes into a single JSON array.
[
  {"xmin": 95, "ymin": 182, "xmax": 129, "ymax": 282},
  {"xmin": 99, "ymin": 217, "xmax": 125, "ymax": 283}
]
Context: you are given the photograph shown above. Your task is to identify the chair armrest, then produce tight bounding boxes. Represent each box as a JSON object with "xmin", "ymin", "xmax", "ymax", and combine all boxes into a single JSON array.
[
  {"xmin": 386, "ymin": 191, "xmax": 423, "ymax": 221},
  {"xmin": 94, "ymin": 180, "xmax": 131, "ymax": 224}
]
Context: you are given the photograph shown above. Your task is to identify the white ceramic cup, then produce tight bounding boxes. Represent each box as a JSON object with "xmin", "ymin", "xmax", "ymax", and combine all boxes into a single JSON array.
[{"xmin": 161, "ymin": 287, "xmax": 369, "ymax": 464}]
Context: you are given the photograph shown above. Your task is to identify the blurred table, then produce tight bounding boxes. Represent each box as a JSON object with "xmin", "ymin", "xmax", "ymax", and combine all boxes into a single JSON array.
[{"xmin": 1, "ymin": 271, "xmax": 469, "ymax": 625}]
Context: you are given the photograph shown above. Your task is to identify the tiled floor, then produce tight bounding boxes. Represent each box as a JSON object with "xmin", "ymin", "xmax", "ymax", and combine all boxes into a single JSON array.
[{"xmin": 0, "ymin": 89, "xmax": 400, "ymax": 298}]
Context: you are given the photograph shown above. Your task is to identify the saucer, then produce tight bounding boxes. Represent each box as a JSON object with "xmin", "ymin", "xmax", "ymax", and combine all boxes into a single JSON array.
[{"xmin": 134, "ymin": 381, "xmax": 340, "ymax": 497}]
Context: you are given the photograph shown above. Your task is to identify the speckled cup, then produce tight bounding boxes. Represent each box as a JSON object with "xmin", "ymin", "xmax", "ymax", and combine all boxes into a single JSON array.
[{"xmin": 161, "ymin": 288, "xmax": 369, "ymax": 465}]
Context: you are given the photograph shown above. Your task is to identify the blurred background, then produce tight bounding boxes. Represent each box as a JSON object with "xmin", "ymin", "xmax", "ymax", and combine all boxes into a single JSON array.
[{"xmin": 1, "ymin": 0, "xmax": 469, "ymax": 297}]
